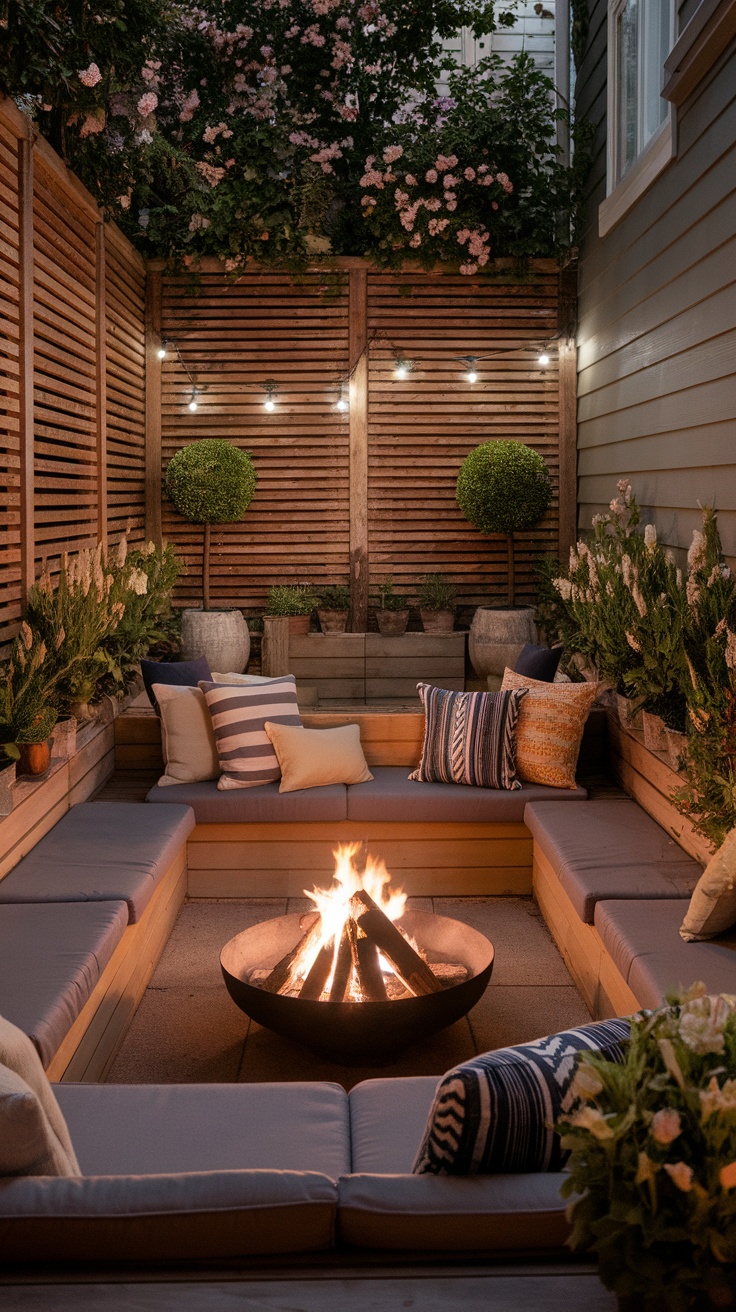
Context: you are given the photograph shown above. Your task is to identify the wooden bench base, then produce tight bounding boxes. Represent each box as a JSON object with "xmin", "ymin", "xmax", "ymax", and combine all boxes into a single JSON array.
[
  {"xmin": 46, "ymin": 845, "xmax": 188, "ymax": 1083},
  {"xmin": 187, "ymin": 821, "xmax": 533, "ymax": 898}
]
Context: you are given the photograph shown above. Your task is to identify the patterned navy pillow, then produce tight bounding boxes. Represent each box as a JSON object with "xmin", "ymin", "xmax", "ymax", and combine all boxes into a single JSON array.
[
  {"xmin": 409, "ymin": 684, "xmax": 527, "ymax": 791},
  {"xmin": 413, "ymin": 1018, "xmax": 632, "ymax": 1175}
]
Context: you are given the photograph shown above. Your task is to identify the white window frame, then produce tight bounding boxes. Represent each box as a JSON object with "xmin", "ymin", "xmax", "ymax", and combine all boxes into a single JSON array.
[{"xmin": 599, "ymin": 0, "xmax": 676, "ymax": 236}]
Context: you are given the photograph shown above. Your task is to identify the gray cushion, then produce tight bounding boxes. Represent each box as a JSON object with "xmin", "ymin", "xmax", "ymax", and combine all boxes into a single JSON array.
[
  {"xmin": 146, "ymin": 779, "xmax": 348, "ymax": 823},
  {"xmin": 0, "ymin": 803, "xmax": 195, "ymax": 924},
  {"xmin": 347, "ymin": 768, "xmax": 587, "ymax": 823},
  {"xmin": 337, "ymin": 1172, "xmax": 570, "ymax": 1252},
  {"xmin": 0, "ymin": 902, "xmax": 128, "ymax": 1066},
  {"xmin": 55, "ymin": 1081, "xmax": 350, "ymax": 1178},
  {"xmin": 525, "ymin": 799, "xmax": 701, "ymax": 923},
  {"xmin": 0, "ymin": 1170, "xmax": 337, "ymax": 1261},
  {"xmin": 594, "ymin": 899, "xmax": 736, "ymax": 1009},
  {"xmin": 349, "ymin": 1077, "xmax": 439, "ymax": 1173}
]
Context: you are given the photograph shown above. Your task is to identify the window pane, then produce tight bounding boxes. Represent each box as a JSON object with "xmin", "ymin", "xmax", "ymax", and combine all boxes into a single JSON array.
[
  {"xmin": 641, "ymin": 0, "xmax": 670, "ymax": 145},
  {"xmin": 617, "ymin": 0, "xmax": 639, "ymax": 181}
]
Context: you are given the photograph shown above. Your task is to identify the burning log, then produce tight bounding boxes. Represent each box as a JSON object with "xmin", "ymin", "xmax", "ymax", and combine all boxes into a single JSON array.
[
  {"xmin": 351, "ymin": 890, "xmax": 442, "ymax": 997},
  {"xmin": 260, "ymin": 913, "xmax": 320, "ymax": 995},
  {"xmin": 349, "ymin": 919, "xmax": 388, "ymax": 1001},
  {"xmin": 328, "ymin": 921, "xmax": 354, "ymax": 1002},
  {"xmin": 299, "ymin": 939, "xmax": 335, "ymax": 1001}
]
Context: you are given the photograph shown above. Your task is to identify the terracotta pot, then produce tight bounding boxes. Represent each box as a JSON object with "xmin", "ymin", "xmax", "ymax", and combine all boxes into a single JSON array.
[
  {"xmin": 0, "ymin": 761, "xmax": 16, "ymax": 816},
  {"xmin": 375, "ymin": 608, "xmax": 410, "ymax": 636},
  {"xmin": 287, "ymin": 615, "xmax": 312, "ymax": 636},
  {"xmin": 51, "ymin": 717, "xmax": 77, "ymax": 760},
  {"xmin": 18, "ymin": 740, "xmax": 51, "ymax": 776},
  {"xmin": 666, "ymin": 727, "xmax": 689, "ymax": 773},
  {"xmin": 468, "ymin": 606, "xmax": 535, "ymax": 679},
  {"xmin": 317, "ymin": 608, "xmax": 349, "ymax": 635},
  {"xmin": 181, "ymin": 608, "xmax": 250, "ymax": 673},
  {"xmin": 420, "ymin": 608, "xmax": 454, "ymax": 635},
  {"xmin": 642, "ymin": 710, "xmax": 668, "ymax": 753}
]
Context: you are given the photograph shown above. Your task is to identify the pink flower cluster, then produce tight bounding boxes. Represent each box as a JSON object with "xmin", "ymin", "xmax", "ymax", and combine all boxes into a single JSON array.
[
  {"xmin": 203, "ymin": 121, "xmax": 234, "ymax": 144},
  {"xmin": 78, "ymin": 63, "xmax": 102, "ymax": 88},
  {"xmin": 137, "ymin": 92, "xmax": 158, "ymax": 119},
  {"xmin": 179, "ymin": 89, "xmax": 200, "ymax": 123},
  {"xmin": 196, "ymin": 160, "xmax": 226, "ymax": 186}
]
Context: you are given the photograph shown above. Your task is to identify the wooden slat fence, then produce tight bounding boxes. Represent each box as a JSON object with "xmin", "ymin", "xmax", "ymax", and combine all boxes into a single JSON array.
[
  {"xmin": 153, "ymin": 260, "xmax": 574, "ymax": 626},
  {"xmin": 0, "ymin": 99, "xmax": 147, "ymax": 653}
]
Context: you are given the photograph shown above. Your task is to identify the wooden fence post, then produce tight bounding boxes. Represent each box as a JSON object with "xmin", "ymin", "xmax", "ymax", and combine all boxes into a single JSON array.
[
  {"xmin": 18, "ymin": 126, "xmax": 35, "ymax": 600},
  {"xmin": 145, "ymin": 270, "xmax": 163, "ymax": 545},
  {"xmin": 262, "ymin": 616, "xmax": 290, "ymax": 677},
  {"xmin": 348, "ymin": 268, "xmax": 369, "ymax": 632},
  {"xmin": 95, "ymin": 217, "xmax": 108, "ymax": 546}
]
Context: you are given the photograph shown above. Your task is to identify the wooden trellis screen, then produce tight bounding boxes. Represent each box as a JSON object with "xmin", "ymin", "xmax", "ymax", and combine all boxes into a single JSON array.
[
  {"xmin": 0, "ymin": 98, "xmax": 146, "ymax": 653},
  {"xmin": 150, "ymin": 260, "xmax": 576, "ymax": 628}
]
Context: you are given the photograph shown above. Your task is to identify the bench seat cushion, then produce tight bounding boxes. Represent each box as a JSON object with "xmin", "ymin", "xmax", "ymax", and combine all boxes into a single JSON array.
[
  {"xmin": 0, "ymin": 1170, "xmax": 337, "ymax": 1261},
  {"xmin": 146, "ymin": 779, "xmax": 348, "ymax": 823},
  {"xmin": 347, "ymin": 768, "xmax": 587, "ymax": 823},
  {"xmin": 594, "ymin": 899, "xmax": 736, "ymax": 1009},
  {"xmin": 55, "ymin": 1081, "xmax": 351, "ymax": 1178},
  {"xmin": 525, "ymin": 799, "xmax": 700, "ymax": 924},
  {"xmin": 0, "ymin": 803, "xmax": 195, "ymax": 924},
  {"xmin": 0, "ymin": 902, "xmax": 129, "ymax": 1067}
]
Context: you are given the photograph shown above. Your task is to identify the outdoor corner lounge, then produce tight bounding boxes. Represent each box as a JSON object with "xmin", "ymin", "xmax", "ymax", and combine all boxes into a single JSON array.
[{"xmin": 0, "ymin": 1, "xmax": 735, "ymax": 1308}]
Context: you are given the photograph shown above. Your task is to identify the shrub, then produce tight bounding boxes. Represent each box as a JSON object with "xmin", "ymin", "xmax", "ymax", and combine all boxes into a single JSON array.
[
  {"xmin": 373, "ymin": 577, "xmax": 410, "ymax": 612},
  {"xmin": 456, "ymin": 440, "xmax": 552, "ymax": 605},
  {"xmin": 418, "ymin": 573, "xmax": 457, "ymax": 611},
  {"xmin": 266, "ymin": 584, "xmax": 319, "ymax": 617},
  {"xmin": 165, "ymin": 440, "xmax": 256, "ymax": 609},
  {"xmin": 318, "ymin": 584, "xmax": 351, "ymax": 611}
]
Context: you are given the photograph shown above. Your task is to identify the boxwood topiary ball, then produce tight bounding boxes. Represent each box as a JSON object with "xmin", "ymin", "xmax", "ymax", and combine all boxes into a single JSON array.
[
  {"xmin": 456, "ymin": 440, "xmax": 552, "ymax": 536},
  {"xmin": 165, "ymin": 439, "xmax": 257, "ymax": 524}
]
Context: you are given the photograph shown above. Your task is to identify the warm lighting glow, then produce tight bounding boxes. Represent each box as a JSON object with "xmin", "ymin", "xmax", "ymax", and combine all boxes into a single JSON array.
[
  {"xmin": 336, "ymin": 383, "xmax": 349, "ymax": 412},
  {"xmin": 466, "ymin": 368, "xmax": 478, "ymax": 384},
  {"xmin": 264, "ymin": 379, "xmax": 278, "ymax": 412},
  {"xmin": 156, "ymin": 345, "xmax": 167, "ymax": 360},
  {"xmin": 538, "ymin": 351, "xmax": 550, "ymax": 366},
  {"xmin": 188, "ymin": 388, "xmax": 199, "ymax": 412},
  {"xmin": 394, "ymin": 356, "xmax": 411, "ymax": 380},
  {"xmin": 264, "ymin": 397, "xmax": 275, "ymax": 411}
]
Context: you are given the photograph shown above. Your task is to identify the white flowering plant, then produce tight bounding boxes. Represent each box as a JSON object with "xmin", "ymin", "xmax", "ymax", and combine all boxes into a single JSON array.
[{"xmin": 559, "ymin": 987, "xmax": 736, "ymax": 1311}]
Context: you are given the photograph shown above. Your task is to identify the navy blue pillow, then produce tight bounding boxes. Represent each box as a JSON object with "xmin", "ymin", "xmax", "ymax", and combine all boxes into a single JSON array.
[
  {"xmin": 514, "ymin": 643, "xmax": 563, "ymax": 683},
  {"xmin": 140, "ymin": 655, "xmax": 212, "ymax": 713}
]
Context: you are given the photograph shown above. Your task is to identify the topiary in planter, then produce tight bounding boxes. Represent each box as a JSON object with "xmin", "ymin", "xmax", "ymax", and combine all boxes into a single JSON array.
[
  {"xmin": 165, "ymin": 439, "xmax": 257, "ymax": 610},
  {"xmin": 456, "ymin": 440, "xmax": 552, "ymax": 606}
]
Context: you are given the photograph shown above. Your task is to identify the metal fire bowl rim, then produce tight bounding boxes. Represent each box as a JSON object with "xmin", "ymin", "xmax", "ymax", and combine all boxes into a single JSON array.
[{"xmin": 219, "ymin": 909, "xmax": 494, "ymax": 1061}]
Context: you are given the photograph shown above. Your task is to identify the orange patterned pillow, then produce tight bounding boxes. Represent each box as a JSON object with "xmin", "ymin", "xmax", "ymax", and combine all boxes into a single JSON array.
[{"xmin": 500, "ymin": 669, "xmax": 598, "ymax": 789}]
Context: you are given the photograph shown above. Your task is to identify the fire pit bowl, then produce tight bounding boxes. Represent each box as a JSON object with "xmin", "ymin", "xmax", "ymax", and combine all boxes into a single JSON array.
[{"xmin": 220, "ymin": 909, "xmax": 494, "ymax": 1062}]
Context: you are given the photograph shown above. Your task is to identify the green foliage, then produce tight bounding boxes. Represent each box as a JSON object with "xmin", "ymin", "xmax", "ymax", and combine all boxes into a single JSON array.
[
  {"xmin": 0, "ymin": 623, "xmax": 58, "ymax": 747},
  {"xmin": 165, "ymin": 440, "xmax": 256, "ymax": 525},
  {"xmin": 456, "ymin": 439, "xmax": 551, "ymax": 536},
  {"xmin": 266, "ymin": 584, "xmax": 319, "ymax": 617},
  {"xmin": 559, "ymin": 988, "xmax": 736, "ymax": 1308},
  {"xmin": 318, "ymin": 584, "xmax": 351, "ymax": 611},
  {"xmin": 418, "ymin": 573, "xmax": 457, "ymax": 611},
  {"xmin": 99, "ymin": 540, "xmax": 183, "ymax": 690},
  {"xmin": 0, "ymin": 2, "xmax": 589, "ymax": 268},
  {"xmin": 373, "ymin": 576, "xmax": 409, "ymax": 612}
]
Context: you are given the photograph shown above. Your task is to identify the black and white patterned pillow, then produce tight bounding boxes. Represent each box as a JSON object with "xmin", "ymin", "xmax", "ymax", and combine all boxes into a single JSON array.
[
  {"xmin": 413, "ymin": 1018, "xmax": 632, "ymax": 1175},
  {"xmin": 409, "ymin": 684, "xmax": 527, "ymax": 790}
]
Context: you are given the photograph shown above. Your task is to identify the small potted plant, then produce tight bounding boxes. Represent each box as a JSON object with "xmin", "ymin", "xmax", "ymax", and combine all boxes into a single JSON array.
[
  {"xmin": 317, "ymin": 584, "xmax": 351, "ymax": 635},
  {"xmin": 559, "ymin": 985, "xmax": 736, "ymax": 1310},
  {"xmin": 418, "ymin": 573, "xmax": 456, "ymax": 635},
  {"xmin": 266, "ymin": 584, "xmax": 320, "ymax": 636},
  {"xmin": 373, "ymin": 576, "xmax": 411, "ymax": 636},
  {"xmin": 165, "ymin": 439, "xmax": 256, "ymax": 672},
  {"xmin": 0, "ymin": 623, "xmax": 58, "ymax": 777}
]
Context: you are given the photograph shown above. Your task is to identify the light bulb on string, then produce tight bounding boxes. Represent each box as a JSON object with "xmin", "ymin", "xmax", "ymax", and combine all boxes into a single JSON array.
[
  {"xmin": 456, "ymin": 355, "xmax": 480, "ymax": 385},
  {"xmin": 188, "ymin": 387, "xmax": 199, "ymax": 412},
  {"xmin": 156, "ymin": 345, "xmax": 167, "ymax": 361},
  {"xmin": 538, "ymin": 351, "xmax": 550, "ymax": 367},
  {"xmin": 263, "ymin": 380, "xmax": 277, "ymax": 412},
  {"xmin": 394, "ymin": 355, "xmax": 411, "ymax": 381},
  {"xmin": 336, "ymin": 382, "xmax": 349, "ymax": 412}
]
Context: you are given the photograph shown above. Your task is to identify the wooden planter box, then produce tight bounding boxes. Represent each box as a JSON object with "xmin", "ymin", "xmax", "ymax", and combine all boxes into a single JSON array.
[{"xmin": 286, "ymin": 632, "xmax": 466, "ymax": 702}]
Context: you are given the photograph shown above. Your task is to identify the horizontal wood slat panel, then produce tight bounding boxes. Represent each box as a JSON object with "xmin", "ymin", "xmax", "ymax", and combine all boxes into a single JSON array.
[
  {"xmin": 0, "ymin": 121, "xmax": 21, "ymax": 649},
  {"xmin": 105, "ymin": 228, "xmax": 146, "ymax": 545}
]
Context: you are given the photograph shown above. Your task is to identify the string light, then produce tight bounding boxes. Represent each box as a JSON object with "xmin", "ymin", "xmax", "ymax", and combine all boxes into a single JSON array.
[
  {"xmin": 538, "ymin": 351, "xmax": 550, "ymax": 366},
  {"xmin": 336, "ymin": 382, "xmax": 349, "ymax": 412},
  {"xmin": 156, "ymin": 339, "xmax": 172, "ymax": 361},
  {"xmin": 457, "ymin": 355, "xmax": 480, "ymax": 384},
  {"xmin": 263, "ymin": 380, "xmax": 278, "ymax": 412},
  {"xmin": 394, "ymin": 355, "xmax": 412, "ymax": 380},
  {"xmin": 188, "ymin": 387, "xmax": 199, "ymax": 412}
]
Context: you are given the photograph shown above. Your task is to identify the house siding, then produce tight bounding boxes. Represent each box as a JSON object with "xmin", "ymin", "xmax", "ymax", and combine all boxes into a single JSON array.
[{"xmin": 575, "ymin": 11, "xmax": 736, "ymax": 565}]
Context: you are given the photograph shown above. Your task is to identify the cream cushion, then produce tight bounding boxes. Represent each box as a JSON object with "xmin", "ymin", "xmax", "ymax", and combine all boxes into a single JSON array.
[
  {"xmin": 0, "ymin": 1016, "xmax": 80, "ymax": 1177},
  {"xmin": 264, "ymin": 722, "xmax": 373, "ymax": 793},
  {"xmin": 680, "ymin": 827, "xmax": 736, "ymax": 941},
  {"xmin": 154, "ymin": 683, "xmax": 219, "ymax": 786},
  {"xmin": 501, "ymin": 669, "xmax": 598, "ymax": 790}
]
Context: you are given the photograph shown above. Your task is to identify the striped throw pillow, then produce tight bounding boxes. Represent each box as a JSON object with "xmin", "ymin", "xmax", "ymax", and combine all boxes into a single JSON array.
[
  {"xmin": 199, "ymin": 677, "xmax": 301, "ymax": 790},
  {"xmin": 413, "ymin": 1018, "xmax": 632, "ymax": 1175},
  {"xmin": 409, "ymin": 684, "xmax": 527, "ymax": 790}
]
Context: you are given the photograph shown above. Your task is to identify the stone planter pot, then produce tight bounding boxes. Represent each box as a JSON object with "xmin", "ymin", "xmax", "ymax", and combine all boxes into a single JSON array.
[
  {"xmin": 642, "ymin": 710, "xmax": 668, "ymax": 754},
  {"xmin": 468, "ymin": 606, "xmax": 535, "ymax": 679},
  {"xmin": 70, "ymin": 701, "xmax": 97, "ymax": 724},
  {"xmin": 375, "ymin": 609, "xmax": 410, "ymax": 636},
  {"xmin": 317, "ymin": 608, "xmax": 348, "ymax": 635},
  {"xmin": 666, "ymin": 727, "xmax": 689, "ymax": 773},
  {"xmin": 0, "ymin": 761, "xmax": 16, "ymax": 816},
  {"xmin": 615, "ymin": 692, "xmax": 644, "ymax": 736},
  {"xmin": 18, "ymin": 740, "xmax": 51, "ymax": 777},
  {"xmin": 51, "ymin": 717, "xmax": 77, "ymax": 760},
  {"xmin": 420, "ymin": 608, "xmax": 454, "ymax": 635},
  {"xmin": 181, "ymin": 609, "xmax": 250, "ymax": 674},
  {"xmin": 287, "ymin": 615, "xmax": 312, "ymax": 637}
]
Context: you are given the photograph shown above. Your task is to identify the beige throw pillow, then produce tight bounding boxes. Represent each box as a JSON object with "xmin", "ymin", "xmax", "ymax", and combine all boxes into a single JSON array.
[
  {"xmin": 154, "ymin": 683, "xmax": 219, "ymax": 786},
  {"xmin": 680, "ymin": 827, "xmax": 736, "ymax": 941},
  {"xmin": 0, "ymin": 1016, "xmax": 80, "ymax": 1177},
  {"xmin": 501, "ymin": 668, "xmax": 598, "ymax": 790},
  {"xmin": 264, "ymin": 722, "xmax": 373, "ymax": 793}
]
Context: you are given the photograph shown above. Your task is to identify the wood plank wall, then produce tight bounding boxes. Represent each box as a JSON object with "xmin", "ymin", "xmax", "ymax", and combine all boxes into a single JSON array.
[
  {"xmin": 575, "ymin": 17, "xmax": 736, "ymax": 564},
  {"xmin": 0, "ymin": 99, "xmax": 147, "ymax": 653},
  {"xmin": 155, "ymin": 259, "xmax": 572, "ymax": 621}
]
